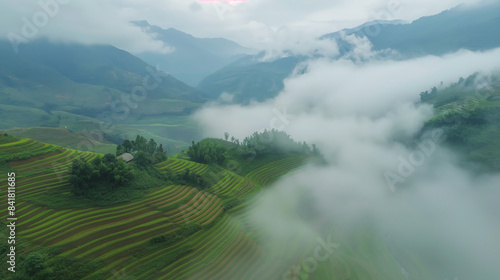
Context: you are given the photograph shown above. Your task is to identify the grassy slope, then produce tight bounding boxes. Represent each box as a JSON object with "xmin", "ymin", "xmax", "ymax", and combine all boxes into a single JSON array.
[
  {"xmin": 0, "ymin": 136, "xmax": 426, "ymax": 280},
  {"xmin": 0, "ymin": 104, "xmax": 198, "ymax": 155},
  {"xmin": 422, "ymin": 74, "xmax": 500, "ymax": 171},
  {"xmin": 4, "ymin": 127, "xmax": 116, "ymax": 154},
  {"xmin": 0, "ymin": 40, "xmax": 205, "ymax": 155},
  {"xmin": 197, "ymin": 56, "xmax": 301, "ymax": 103}
]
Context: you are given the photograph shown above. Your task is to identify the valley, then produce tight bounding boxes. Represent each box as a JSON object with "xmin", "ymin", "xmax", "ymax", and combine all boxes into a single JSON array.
[{"xmin": 1, "ymin": 1, "xmax": 500, "ymax": 279}]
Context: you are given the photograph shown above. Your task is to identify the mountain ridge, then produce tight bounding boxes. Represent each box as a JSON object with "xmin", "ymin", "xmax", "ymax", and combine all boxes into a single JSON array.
[
  {"xmin": 198, "ymin": 2, "xmax": 500, "ymax": 104},
  {"xmin": 132, "ymin": 20, "xmax": 256, "ymax": 86},
  {"xmin": 0, "ymin": 39, "xmax": 206, "ymax": 153}
]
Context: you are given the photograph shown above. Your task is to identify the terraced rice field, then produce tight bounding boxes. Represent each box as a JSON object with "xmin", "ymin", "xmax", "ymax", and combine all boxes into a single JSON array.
[
  {"xmin": 95, "ymin": 215, "xmax": 269, "ymax": 280},
  {"xmin": 156, "ymin": 157, "xmax": 209, "ymax": 174},
  {"xmin": 0, "ymin": 138, "xmax": 40, "ymax": 152},
  {"xmin": 245, "ymin": 155, "xmax": 308, "ymax": 187},
  {"xmin": 156, "ymin": 157, "xmax": 259, "ymax": 199},
  {"xmin": 0, "ymin": 140, "xmax": 97, "ymax": 203},
  {"xmin": 0, "ymin": 138, "xmax": 63, "ymax": 163},
  {"xmin": 209, "ymin": 170, "xmax": 257, "ymax": 198},
  {"xmin": 2, "ymin": 182, "xmax": 240, "ymax": 279},
  {"xmin": 1, "ymin": 137, "xmax": 325, "ymax": 279},
  {"xmin": 145, "ymin": 185, "xmax": 224, "ymax": 226}
]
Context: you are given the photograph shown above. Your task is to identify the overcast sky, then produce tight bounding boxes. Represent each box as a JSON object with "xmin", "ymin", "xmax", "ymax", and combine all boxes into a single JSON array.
[{"xmin": 0, "ymin": 0, "xmax": 487, "ymax": 53}]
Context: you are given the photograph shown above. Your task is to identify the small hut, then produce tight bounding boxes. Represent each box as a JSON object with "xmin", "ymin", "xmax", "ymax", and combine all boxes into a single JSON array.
[{"xmin": 117, "ymin": 153, "xmax": 134, "ymax": 163}]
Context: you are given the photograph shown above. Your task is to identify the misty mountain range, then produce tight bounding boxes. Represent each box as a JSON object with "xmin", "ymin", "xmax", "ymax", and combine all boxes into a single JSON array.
[
  {"xmin": 1, "ymin": 1, "xmax": 500, "ymax": 151},
  {"xmin": 200, "ymin": 1, "xmax": 500, "ymax": 103},
  {"xmin": 132, "ymin": 20, "xmax": 256, "ymax": 86},
  {"xmin": 1, "ymin": 2, "xmax": 500, "ymax": 280}
]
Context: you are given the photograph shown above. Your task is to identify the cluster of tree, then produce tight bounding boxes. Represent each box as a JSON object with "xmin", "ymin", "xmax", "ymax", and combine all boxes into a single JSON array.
[
  {"xmin": 68, "ymin": 154, "xmax": 215, "ymax": 202},
  {"xmin": 224, "ymin": 132, "xmax": 240, "ymax": 145},
  {"xmin": 116, "ymin": 135, "xmax": 167, "ymax": 163},
  {"xmin": 188, "ymin": 130, "xmax": 323, "ymax": 165},
  {"xmin": 456, "ymin": 73, "xmax": 484, "ymax": 88},
  {"xmin": 240, "ymin": 129, "xmax": 321, "ymax": 158},
  {"xmin": 0, "ymin": 133, "xmax": 13, "ymax": 142},
  {"xmin": 69, "ymin": 154, "xmax": 133, "ymax": 196},
  {"xmin": 24, "ymin": 253, "xmax": 44, "ymax": 276},
  {"xmin": 426, "ymin": 106, "xmax": 493, "ymax": 144},
  {"xmin": 186, "ymin": 139, "xmax": 226, "ymax": 164},
  {"xmin": 420, "ymin": 86, "xmax": 438, "ymax": 102},
  {"xmin": 174, "ymin": 168, "xmax": 208, "ymax": 189},
  {"xmin": 3, "ymin": 249, "xmax": 100, "ymax": 280}
]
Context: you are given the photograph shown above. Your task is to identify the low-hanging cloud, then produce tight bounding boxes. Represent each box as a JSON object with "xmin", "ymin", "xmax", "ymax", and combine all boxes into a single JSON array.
[
  {"xmin": 194, "ymin": 47, "xmax": 500, "ymax": 141},
  {"xmin": 193, "ymin": 46, "xmax": 500, "ymax": 279},
  {"xmin": 0, "ymin": 0, "xmax": 493, "ymax": 53},
  {"xmin": 0, "ymin": 1, "xmax": 174, "ymax": 55}
]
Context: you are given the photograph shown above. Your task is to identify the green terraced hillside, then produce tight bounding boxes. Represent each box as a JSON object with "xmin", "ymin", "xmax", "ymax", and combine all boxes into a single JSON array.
[{"xmin": 0, "ymin": 135, "xmax": 424, "ymax": 280}]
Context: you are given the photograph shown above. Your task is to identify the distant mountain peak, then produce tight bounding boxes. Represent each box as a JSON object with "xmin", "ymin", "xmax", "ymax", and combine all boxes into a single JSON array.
[
  {"xmin": 320, "ymin": 2, "xmax": 500, "ymax": 56},
  {"xmin": 129, "ymin": 20, "xmax": 256, "ymax": 86}
]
